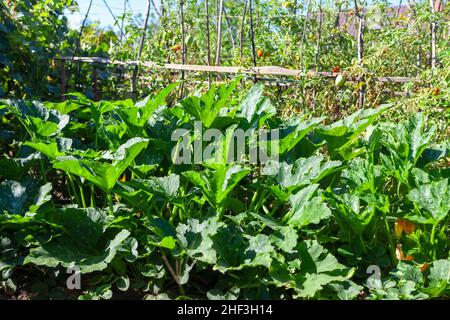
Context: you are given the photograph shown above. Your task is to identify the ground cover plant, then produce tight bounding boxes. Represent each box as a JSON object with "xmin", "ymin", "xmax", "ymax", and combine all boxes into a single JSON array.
[{"xmin": 0, "ymin": 79, "xmax": 448, "ymax": 300}]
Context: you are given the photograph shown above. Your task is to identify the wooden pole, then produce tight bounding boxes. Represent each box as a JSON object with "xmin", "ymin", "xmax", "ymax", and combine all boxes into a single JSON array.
[
  {"xmin": 131, "ymin": 0, "xmax": 151, "ymax": 99},
  {"xmin": 55, "ymin": 56, "xmax": 415, "ymax": 84},
  {"xmin": 239, "ymin": 0, "xmax": 248, "ymax": 60},
  {"xmin": 72, "ymin": 0, "xmax": 93, "ymax": 62},
  {"xmin": 205, "ymin": 0, "xmax": 212, "ymax": 87},
  {"xmin": 223, "ymin": 6, "xmax": 236, "ymax": 53},
  {"xmin": 249, "ymin": 0, "xmax": 257, "ymax": 82},
  {"xmin": 300, "ymin": 0, "xmax": 311, "ymax": 71},
  {"xmin": 215, "ymin": 0, "xmax": 225, "ymax": 65},
  {"xmin": 180, "ymin": 0, "xmax": 187, "ymax": 97},
  {"xmin": 315, "ymin": 1, "xmax": 323, "ymax": 73},
  {"xmin": 429, "ymin": 0, "xmax": 437, "ymax": 69},
  {"xmin": 354, "ymin": 0, "xmax": 365, "ymax": 108},
  {"xmin": 67, "ymin": 0, "xmax": 93, "ymax": 92},
  {"xmin": 119, "ymin": 0, "xmax": 127, "ymax": 44}
]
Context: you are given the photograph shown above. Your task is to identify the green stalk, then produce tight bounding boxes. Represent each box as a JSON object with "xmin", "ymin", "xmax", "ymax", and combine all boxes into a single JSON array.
[
  {"xmin": 160, "ymin": 204, "xmax": 167, "ymax": 219},
  {"xmin": 430, "ymin": 224, "xmax": 437, "ymax": 245},
  {"xmin": 249, "ymin": 189, "xmax": 259, "ymax": 211},
  {"xmin": 218, "ymin": 206, "xmax": 225, "ymax": 221},
  {"xmin": 171, "ymin": 204, "xmax": 179, "ymax": 220},
  {"xmin": 254, "ymin": 190, "xmax": 269, "ymax": 212},
  {"xmin": 383, "ymin": 213, "xmax": 397, "ymax": 265},
  {"xmin": 68, "ymin": 174, "xmax": 81, "ymax": 206},
  {"xmin": 269, "ymin": 202, "xmax": 279, "ymax": 217},
  {"xmin": 358, "ymin": 233, "xmax": 367, "ymax": 254},
  {"xmin": 430, "ymin": 223, "xmax": 437, "ymax": 260},
  {"xmin": 78, "ymin": 183, "xmax": 87, "ymax": 208},
  {"xmin": 107, "ymin": 192, "xmax": 114, "ymax": 215},
  {"xmin": 39, "ymin": 159, "xmax": 47, "ymax": 183},
  {"xmin": 90, "ymin": 184, "xmax": 95, "ymax": 207},
  {"xmin": 66, "ymin": 176, "xmax": 73, "ymax": 199}
]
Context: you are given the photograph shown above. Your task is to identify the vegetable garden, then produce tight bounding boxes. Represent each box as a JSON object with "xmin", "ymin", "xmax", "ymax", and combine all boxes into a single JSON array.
[{"xmin": 0, "ymin": 0, "xmax": 449, "ymax": 300}]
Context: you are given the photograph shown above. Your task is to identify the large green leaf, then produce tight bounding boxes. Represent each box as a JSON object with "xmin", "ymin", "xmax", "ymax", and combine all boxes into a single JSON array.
[
  {"xmin": 262, "ymin": 155, "xmax": 341, "ymax": 190},
  {"xmin": 183, "ymin": 165, "xmax": 250, "ymax": 212},
  {"xmin": 25, "ymin": 207, "xmax": 129, "ymax": 274},
  {"xmin": 317, "ymin": 105, "xmax": 390, "ymax": 160},
  {"xmin": 25, "ymin": 229, "xmax": 130, "ymax": 274},
  {"xmin": 54, "ymin": 138, "xmax": 149, "ymax": 192},
  {"xmin": 211, "ymin": 225, "xmax": 274, "ymax": 272},
  {"xmin": 25, "ymin": 137, "xmax": 73, "ymax": 160},
  {"xmin": 293, "ymin": 240, "xmax": 353, "ymax": 298},
  {"xmin": 180, "ymin": 78, "xmax": 240, "ymax": 128},
  {"xmin": 6, "ymin": 99, "xmax": 70, "ymax": 139},
  {"xmin": 123, "ymin": 174, "xmax": 180, "ymax": 202},
  {"xmin": 0, "ymin": 180, "xmax": 52, "ymax": 215},
  {"xmin": 116, "ymin": 83, "xmax": 178, "ymax": 135},
  {"xmin": 407, "ymin": 179, "xmax": 450, "ymax": 224},
  {"xmin": 276, "ymin": 117, "xmax": 324, "ymax": 155},
  {"xmin": 238, "ymin": 82, "xmax": 276, "ymax": 127},
  {"xmin": 380, "ymin": 113, "xmax": 436, "ymax": 181},
  {"xmin": 341, "ymin": 157, "xmax": 381, "ymax": 193},
  {"xmin": 424, "ymin": 259, "xmax": 450, "ymax": 297},
  {"xmin": 286, "ymin": 184, "xmax": 331, "ymax": 228},
  {"xmin": 176, "ymin": 216, "xmax": 224, "ymax": 264},
  {"xmin": 331, "ymin": 193, "xmax": 375, "ymax": 235},
  {"xmin": 0, "ymin": 180, "xmax": 27, "ymax": 215},
  {"xmin": 268, "ymin": 240, "xmax": 353, "ymax": 298}
]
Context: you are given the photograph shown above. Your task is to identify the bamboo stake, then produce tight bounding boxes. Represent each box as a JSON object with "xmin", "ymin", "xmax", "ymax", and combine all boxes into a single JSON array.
[
  {"xmin": 239, "ymin": 0, "xmax": 248, "ymax": 60},
  {"xmin": 119, "ymin": 0, "xmax": 127, "ymax": 44},
  {"xmin": 131, "ymin": 0, "xmax": 151, "ymax": 99},
  {"xmin": 72, "ymin": 0, "xmax": 93, "ymax": 62},
  {"xmin": 55, "ymin": 56, "xmax": 416, "ymax": 83},
  {"xmin": 223, "ymin": 6, "xmax": 236, "ymax": 53},
  {"xmin": 205, "ymin": 0, "xmax": 212, "ymax": 87},
  {"xmin": 396, "ymin": 0, "xmax": 403, "ymax": 18},
  {"xmin": 180, "ymin": 0, "xmax": 187, "ymax": 97},
  {"xmin": 67, "ymin": 0, "xmax": 93, "ymax": 91},
  {"xmin": 300, "ymin": 0, "xmax": 311, "ymax": 71},
  {"xmin": 429, "ymin": 0, "xmax": 437, "ymax": 69},
  {"xmin": 249, "ymin": 0, "xmax": 257, "ymax": 82},
  {"xmin": 354, "ymin": 0, "xmax": 365, "ymax": 108},
  {"xmin": 215, "ymin": 0, "xmax": 225, "ymax": 65},
  {"xmin": 150, "ymin": 0, "xmax": 161, "ymax": 18},
  {"xmin": 315, "ymin": 1, "xmax": 324, "ymax": 73}
]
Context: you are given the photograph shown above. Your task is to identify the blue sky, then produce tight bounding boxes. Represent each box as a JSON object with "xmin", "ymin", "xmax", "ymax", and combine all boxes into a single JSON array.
[
  {"xmin": 67, "ymin": 0, "xmax": 402, "ymax": 30},
  {"xmin": 67, "ymin": 0, "xmax": 157, "ymax": 29}
]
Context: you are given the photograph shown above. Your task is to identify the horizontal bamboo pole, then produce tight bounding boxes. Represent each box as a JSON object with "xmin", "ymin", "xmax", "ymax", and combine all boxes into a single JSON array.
[{"xmin": 55, "ymin": 56, "xmax": 415, "ymax": 83}]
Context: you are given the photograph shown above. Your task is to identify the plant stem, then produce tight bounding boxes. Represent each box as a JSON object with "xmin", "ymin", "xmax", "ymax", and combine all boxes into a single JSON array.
[
  {"xmin": 79, "ymin": 183, "xmax": 87, "ymax": 208},
  {"xmin": 358, "ymin": 233, "xmax": 367, "ymax": 254},
  {"xmin": 107, "ymin": 192, "xmax": 114, "ymax": 215},
  {"xmin": 249, "ymin": 189, "xmax": 259, "ymax": 211},
  {"xmin": 39, "ymin": 159, "xmax": 47, "ymax": 183},
  {"xmin": 269, "ymin": 202, "xmax": 278, "ymax": 217},
  {"xmin": 383, "ymin": 213, "xmax": 397, "ymax": 265},
  {"xmin": 90, "ymin": 184, "xmax": 95, "ymax": 207},
  {"xmin": 430, "ymin": 223, "xmax": 437, "ymax": 244},
  {"xmin": 254, "ymin": 190, "xmax": 269, "ymax": 212},
  {"xmin": 161, "ymin": 250, "xmax": 184, "ymax": 296},
  {"xmin": 67, "ymin": 174, "xmax": 81, "ymax": 206},
  {"xmin": 430, "ymin": 223, "xmax": 437, "ymax": 260}
]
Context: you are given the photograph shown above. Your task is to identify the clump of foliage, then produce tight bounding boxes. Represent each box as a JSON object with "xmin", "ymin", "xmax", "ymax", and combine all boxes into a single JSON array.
[
  {"xmin": 0, "ymin": 0, "xmax": 76, "ymax": 99},
  {"xmin": 0, "ymin": 80, "xmax": 448, "ymax": 300}
]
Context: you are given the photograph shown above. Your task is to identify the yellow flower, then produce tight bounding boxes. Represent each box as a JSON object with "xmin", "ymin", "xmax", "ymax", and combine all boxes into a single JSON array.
[{"xmin": 395, "ymin": 218, "xmax": 416, "ymax": 238}]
